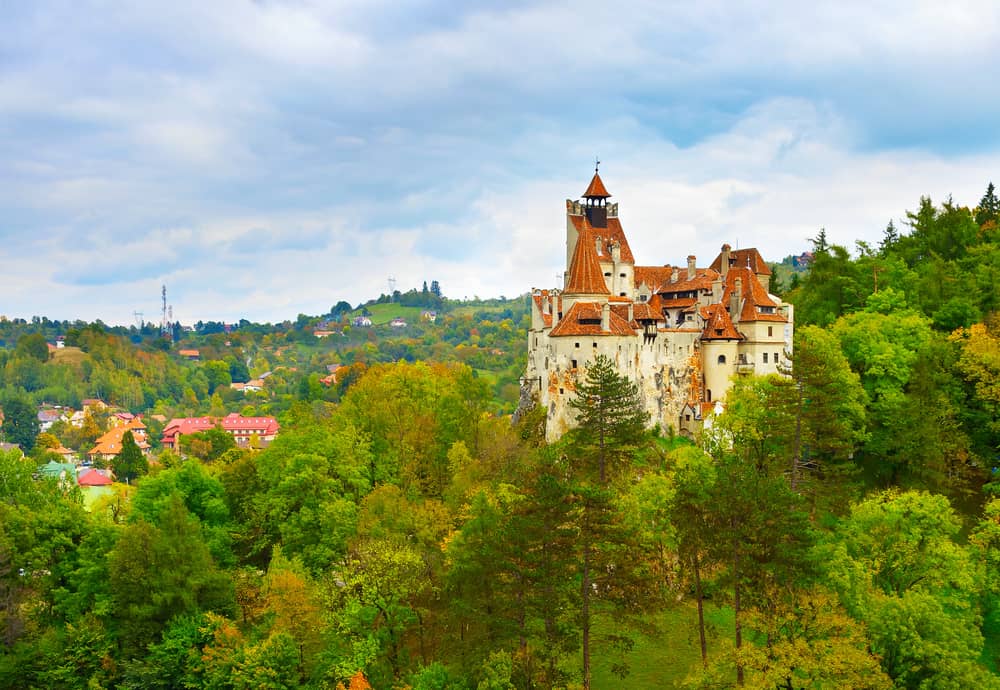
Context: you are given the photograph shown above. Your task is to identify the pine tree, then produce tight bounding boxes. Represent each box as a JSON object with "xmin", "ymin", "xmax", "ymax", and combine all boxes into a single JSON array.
[
  {"xmin": 879, "ymin": 219, "xmax": 899, "ymax": 256},
  {"xmin": 566, "ymin": 355, "xmax": 651, "ymax": 688},
  {"xmin": 567, "ymin": 354, "xmax": 647, "ymax": 484},
  {"xmin": 976, "ymin": 181, "xmax": 999, "ymax": 227},
  {"xmin": 113, "ymin": 430, "xmax": 148, "ymax": 484}
]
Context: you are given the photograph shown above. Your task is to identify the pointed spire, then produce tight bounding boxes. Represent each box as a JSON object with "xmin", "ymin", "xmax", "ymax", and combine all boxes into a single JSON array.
[
  {"xmin": 565, "ymin": 225, "xmax": 610, "ymax": 295},
  {"xmin": 582, "ymin": 171, "xmax": 611, "ymax": 199}
]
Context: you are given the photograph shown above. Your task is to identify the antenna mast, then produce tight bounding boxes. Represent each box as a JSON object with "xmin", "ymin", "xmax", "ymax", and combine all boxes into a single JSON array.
[{"xmin": 161, "ymin": 285, "xmax": 172, "ymax": 341}]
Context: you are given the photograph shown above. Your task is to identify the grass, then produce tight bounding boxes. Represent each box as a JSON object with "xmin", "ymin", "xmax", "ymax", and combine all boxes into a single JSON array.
[
  {"xmin": 472, "ymin": 369, "xmax": 499, "ymax": 385},
  {"xmin": 587, "ymin": 602, "xmax": 734, "ymax": 688},
  {"xmin": 50, "ymin": 346, "xmax": 89, "ymax": 366},
  {"xmin": 352, "ymin": 303, "xmax": 425, "ymax": 326}
]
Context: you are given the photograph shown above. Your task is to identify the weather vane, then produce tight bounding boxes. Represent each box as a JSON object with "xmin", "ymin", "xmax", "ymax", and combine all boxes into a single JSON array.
[{"xmin": 595, "ymin": 156, "xmax": 601, "ymax": 173}]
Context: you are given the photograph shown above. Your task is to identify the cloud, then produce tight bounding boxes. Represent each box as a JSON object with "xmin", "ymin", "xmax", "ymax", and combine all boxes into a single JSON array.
[{"xmin": 2, "ymin": 1, "xmax": 1000, "ymax": 323}]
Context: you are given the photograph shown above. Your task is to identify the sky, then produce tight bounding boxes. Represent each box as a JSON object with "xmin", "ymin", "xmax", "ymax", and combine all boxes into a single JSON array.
[{"xmin": 4, "ymin": 1, "xmax": 1000, "ymax": 325}]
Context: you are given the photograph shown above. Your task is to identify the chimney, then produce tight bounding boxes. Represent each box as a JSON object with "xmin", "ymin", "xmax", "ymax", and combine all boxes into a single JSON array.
[
  {"xmin": 601, "ymin": 302, "xmax": 610, "ymax": 332},
  {"xmin": 687, "ymin": 255, "xmax": 696, "ymax": 281},
  {"xmin": 611, "ymin": 242, "xmax": 621, "ymax": 262},
  {"xmin": 551, "ymin": 295, "xmax": 560, "ymax": 327},
  {"xmin": 627, "ymin": 302, "xmax": 634, "ymax": 322},
  {"xmin": 721, "ymin": 244, "xmax": 731, "ymax": 277},
  {"xmin": 671, "ymin": 268, "xmax": 679, "ymax": 283},
  {"xmin": 730, "ymin": 277, "xmax": 742, "ymax": 323}
]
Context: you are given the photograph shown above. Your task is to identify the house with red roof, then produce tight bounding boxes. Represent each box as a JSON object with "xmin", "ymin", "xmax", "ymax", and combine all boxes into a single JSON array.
[
  {"xmin": 87, "ymin": 418, "xmax": 150, "ymax": 463},
  {"xmin": 524, "ymin": 168, "xmax": 793, "ymax": 440},
  {"xmin": 161, "ymin": 413, "xmax": 279, "ymax": 450}
]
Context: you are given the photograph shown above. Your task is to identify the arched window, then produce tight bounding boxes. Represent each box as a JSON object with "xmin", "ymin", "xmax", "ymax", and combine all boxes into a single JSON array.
[
  {"xmin": 707, "ymin": 389, "xmax": 712, "ymax": 402},
  {"xmin": 717, "ymin": 354, "xmax": 726, "ymax": 364}
]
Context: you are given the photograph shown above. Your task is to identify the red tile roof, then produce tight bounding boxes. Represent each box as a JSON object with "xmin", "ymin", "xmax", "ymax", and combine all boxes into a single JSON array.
[
  {"xmin": 568, "ymin": 215, "xmax": 636, "ymax": 264},
  {"xmin": 634, "ymin": 265, "xmax": 674, "ymax": 290},
  {"xmin": 631, "ymin": 303, "xmax": 659, "ymax": 321},
  {"xmin": 701, "ymin": 303, "xmax": 743, "ymax": 340},
  {"xmin": 220, "ymin": 413, "xmax": 279, "ymax": 435},
  {"xmin": 549, "ymin": 302, "xmax": 637, "ymax": 337},
  {"xmin": 582, "ymin": 172, "xmax": 611, "ymax": 198},
  {"xmin": 659, "ymin": 297, "xmax": 698, "ymax": 309},
  {"xmin": 532, "ymin": 290, "xmax": 561, "ymax": 328},
  {"xmin": 656, "ymin": 268, "xmax": 720, "ymax": 294},
  {"xmin": 564, "ymin": 227, "xmax": 610, "ymax": 296},
  {"xmin": 77, "ymin": 468, "xmax": 112, "ymax": 486},
  {"xmin": 721, "ymin": 267, "xmax": 787, "ymax": 322},
  {"xmin": 709, "ymin": 246, "xmax": 772, "ymax": 276}
]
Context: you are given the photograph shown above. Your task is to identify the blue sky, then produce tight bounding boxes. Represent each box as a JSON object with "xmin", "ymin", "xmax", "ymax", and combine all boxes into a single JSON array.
[{"xmin": 3, "ymin": 1, "xmax": 1000, "ymax": 324}]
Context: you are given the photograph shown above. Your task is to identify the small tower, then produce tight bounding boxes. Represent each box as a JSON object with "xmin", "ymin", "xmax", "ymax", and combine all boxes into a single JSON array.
[{"xmin": 582, "ymin": 158, "xmax": 612, "ymax": 229}]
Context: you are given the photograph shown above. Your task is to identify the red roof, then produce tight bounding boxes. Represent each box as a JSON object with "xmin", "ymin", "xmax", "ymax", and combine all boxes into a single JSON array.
[
  {"xmin": 161, "ymin": 414, "xmax": 280, "ymax": 444},
  {"xmin": 549, "ymin": 302, "xmax": 637, "ymax": 337},
  {"xmin": 564, "ymin": 227, "xmax": 610, "ymax": 296},
  {"xmin": 701, "ymin": 303, "xmax": 743, "ymax": 340},
  {"xmin": 721, "ymin": 267, "xmax": 787, "ymax": 323},
  {"xmin": 709, "ymin": 246, "xmax": 772, "ymax": 276},
  {"xmin": 659, "ymin": 297, "xmax": 698, "ymax": 309},
  {"xmin": 568, "ymin": 215, "xmax": 636, "ymax": 264},
  {"xmin": 582, "ymin": 172, "xmax": 611, "ymax": 198},
  {"xmin": 77, "ymin": 468, "xmax": 112, "ymax": 486},
  {"xmin": 657, "ymin": 268, "xmax": 720, "ymax": 295},
  {"xmin": 532, "ymin": 290, "xmax": 562, "ymax": 328},
  {"xmin": 220, "ymin": 413, "xmax": 280, "ymax": 435},
  {"xmin": 634, "ymin": 265, "xmax": 674, "ymax": 290}
]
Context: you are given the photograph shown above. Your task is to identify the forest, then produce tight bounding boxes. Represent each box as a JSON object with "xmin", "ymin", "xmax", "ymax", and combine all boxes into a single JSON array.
[{"xmin": 3, "ymin": 186, "xmax": 1000, "ymax": 688}]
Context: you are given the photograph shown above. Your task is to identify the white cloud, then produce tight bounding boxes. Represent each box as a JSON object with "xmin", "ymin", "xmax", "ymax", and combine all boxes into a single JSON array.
[{"xmin": 3, "ymin": 2, "xmax": 1000, "ymax": 323}]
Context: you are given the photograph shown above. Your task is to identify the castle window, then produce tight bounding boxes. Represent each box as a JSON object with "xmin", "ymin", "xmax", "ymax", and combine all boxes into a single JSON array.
[
  {"xmin": 774, "ymin": 352, "xmax": 779, "ymax": 363},
  {"xmin": 685, "ymin": 414, "xmax": 691, "ymax": 421},
  {"xmin": 717, "ymin": 354, "xmax": 726, "ymax": 364},
  {"xmin": 620, "ymin": 292, "xmax": 627, "ymax": 297},
  {"xmin": 763, "ymin": 352, "xmax": 769, "ymax": 363},
  {"xmin": 639, "ymin": 295, "xmax": 647, "ymax": 302},
  {"xmin": 559, "ymin": 387, "xmax": 564, "ymax": 394},
  {"xmin": 571, "ymin": 359, "xmax": 578, "ymax": 369},
  {"xmin": 707, "ymin": 389, "xmax": 712, "ymax": 402},
  {"xmin": 715, "ymin": 329, "xmax": 723, "ymax": 336},
  {"xmin": 592, "ymin": 342, "xmax": 597, "ymax": 348},
  {"xmin": 768, "ymin": 326, "xmax": 773, "ymax": 337},
  {"xmin": 575, "ymin": 342, "xmax": 580, "ymax": 348},
  {"xmin": 534, "ymin": 337, "xmax": 537, "ymax": 346},
  {"xmin": 619, "ymin": 273, "xmax": 626, "ymax": 278},
  {"xmin": 604, "ymin": 272, "xmax": 611, "ymax": 277}
]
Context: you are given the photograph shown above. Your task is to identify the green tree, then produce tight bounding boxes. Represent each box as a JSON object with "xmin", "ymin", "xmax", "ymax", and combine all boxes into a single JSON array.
[
  {"xmin": 112, "ymin": 430, "xmax": 148, "ymax": 484},
  {"xmin": 565, "ymin": 354, "xmax": 653, "ymax": 688},
  {"xmin": 109, "ymin": 495, "xmax": 233, "ymax": 654},
  {"xmin": 976, "ymin": 182, "xmax": 1000, "ymax": 228},
  {"xmin": 1, "ymin": 394, "xmax": 39, "ymax": 452},
  {"xmin": 15, "ymin": 333, "xmax": 49, "ymax": 363},
  {"xmin": 820, "ymin": 490, "xmax": 995, "ymax": 687},
  {"xmin": 567, "ymin": 354, "xmax": 647, "ymax": 484}
]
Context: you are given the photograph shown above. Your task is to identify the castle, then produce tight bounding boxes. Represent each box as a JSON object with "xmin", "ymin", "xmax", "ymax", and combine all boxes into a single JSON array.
[{"xmin": 524, "ymin": 169, "xmax": 793, "ymax": 440}]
